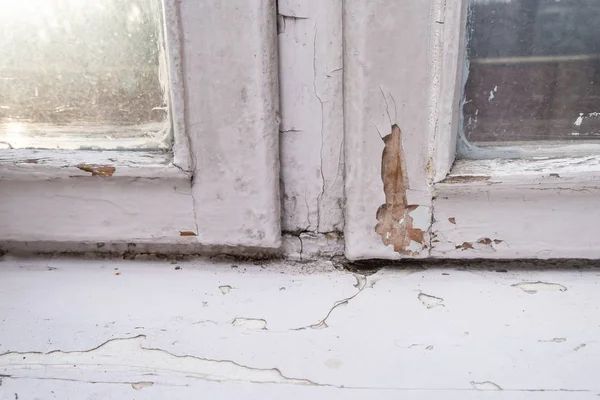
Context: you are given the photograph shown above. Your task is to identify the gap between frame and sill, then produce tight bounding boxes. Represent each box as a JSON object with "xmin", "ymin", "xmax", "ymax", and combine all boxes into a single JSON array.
[{"xmin": 0, "ymin": 149, "xmax": 191, "ymax": 181}]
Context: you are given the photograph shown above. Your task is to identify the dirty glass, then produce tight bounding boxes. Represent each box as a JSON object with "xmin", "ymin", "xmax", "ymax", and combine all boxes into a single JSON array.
[
  {"xmin": 0, "ymin": 0, "xmax": 169, "ymax": 151},
  {"xmin": 461, "ymin": 0, "xmax": 600, "ymax": 154}
]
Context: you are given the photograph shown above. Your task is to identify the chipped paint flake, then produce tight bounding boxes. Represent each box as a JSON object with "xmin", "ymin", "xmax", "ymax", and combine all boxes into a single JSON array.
[
  {"xmin": 219, "ymin": 285, "xmax": 232, "ymax": 295},
  {"xmin": 77, "ymin": 164, "xmax": 116, "ymax": 177},
  {"xmin": 232, "ymin": 318, "xmax": 267, "ymax": 330},
  {"xmin": 131, "ymin": 381, "xmax": 154, "ymax": 390},
  {"xmin": 471, "ymin": 381, "xmax": 502, "ymax": 391},
  {"xmin": 375, "ymin": 124, "xmax": 425, "ymax": 254},
  {"xmin": 418, "ymin": 292, "xmax": 444, "ymax": 309},
  {"xmin": 512, "ymin": 281, "xmax": 567, "ymax": 294}
]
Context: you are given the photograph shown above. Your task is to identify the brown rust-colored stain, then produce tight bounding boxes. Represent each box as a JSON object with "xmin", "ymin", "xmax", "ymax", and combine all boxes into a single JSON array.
[
  {"xmin": 443, "ymin": 175, "xmax": 490, "ymax": 184},
  {"xmin": 494, "ymin": 239, "xmax": 503, "ymax": 244},
  {"xmin": 375, "ymin": 124, "xmax": 425, "ymax": 254},
  {"xmin": 179, "ymin": 231, "xmax": 197, "ymax": 237},
  {"xmin": 77, "ymin": 164, "xmax": 116, "ymax": 177},
  {"xmin": 448, "ymin": 217, "xmax": 456, "ymax": 224}
]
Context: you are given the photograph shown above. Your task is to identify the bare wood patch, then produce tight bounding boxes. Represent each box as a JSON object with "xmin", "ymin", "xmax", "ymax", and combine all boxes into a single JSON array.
[
  {"xmin": 179, "ymin": 231, "xmax": 197, "ymax": 237},
  {"xmin": 455, "ymin": 242, "xmax": 474, "ymax": 250},
  {"xmin": 375, "ymin": 124, "xmax": 425, "ymax": 254},
  {"xmin": 77, "ymin": 164, "xmax": 116, "ymax": 177}
]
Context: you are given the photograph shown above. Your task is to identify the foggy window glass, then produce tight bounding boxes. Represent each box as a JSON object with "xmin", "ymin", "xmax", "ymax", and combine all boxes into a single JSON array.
[
  {"xmin": 0, "ymin": 0, "xmax": 169, "ymax": 151},
  {"xmin": 461, "ymin": 0, "xmax": 600, "ymax": 155}
]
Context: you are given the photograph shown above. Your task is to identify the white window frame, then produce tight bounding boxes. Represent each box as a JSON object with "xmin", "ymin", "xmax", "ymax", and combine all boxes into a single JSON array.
[
  {"xmin": 343, "ymin": 0, "xmax": 600, "ymax": 260},
  {"xmin": 0, "ymin": 0, "xmax": 282, "ymax": 251}
]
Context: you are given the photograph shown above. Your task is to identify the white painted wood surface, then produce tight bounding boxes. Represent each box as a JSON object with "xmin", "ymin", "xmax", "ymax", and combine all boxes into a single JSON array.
[
  {"xmin": 278, "ymin": 0, "xmax": 345, "ymax": 234},
  {"xmin": 1, "ymin": 257, "xmax": 599, "ymax": 398},
  {"xmin": 343, "ymin": 1, "xmax": 434, "ymax": 260},
  {"xmin": 432, "ymin": 157, "xmax": 600, "ymax": 258},
  {"xmin": 182, "ymin": 0, "xmax": 281, "ymax": 248},
  {"xmin": 0, "ymin": 177, "xmax": 196, "ymax": 242},
  {"xmin": 430, "ymin": 0, "xmax": 468, "ymax": 183}
]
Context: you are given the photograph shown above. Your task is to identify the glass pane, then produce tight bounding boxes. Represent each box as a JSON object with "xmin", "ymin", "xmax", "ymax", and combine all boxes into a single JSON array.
[
  {"xmin": 0, "ymin": 0, "xmax": 169, "ymax": 151},
  {"xmin": 461, "ymin": 0, "xmax": 600, "ymax": 155}
]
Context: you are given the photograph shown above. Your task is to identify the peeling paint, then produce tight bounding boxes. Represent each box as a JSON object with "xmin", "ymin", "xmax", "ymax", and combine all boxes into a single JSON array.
[
  {"xmin": 375, "ymin": 125, "xmax": 425, "ymax": 254},
  {"xmin": 418, "ymin": 292, "xmax": 444, "ymax": 309},
  {"xmin": 131, "ymin": 381, "xmax": 154, "ymax": 390},
  {"xmin": 219, "ymin": 285, "xmax": 232, "ymax": 295},
  {"xmin": 512, "ymin": 282, "xmax": 567, "ymax": 294},
  {"xmin": 0, "ymin": 335, "xmax": 313, "ymax": 386},
  {"xmin": 488, "ymin": 86, "xmax": 497, "ymax": 102},
  {"xmin": 471, "ymin": 381, "xmax": 502, "ymax": 391},
  {"xmin": 232, "ymin": 318, "xmax": 267, "ymax": 330},
  {"xmin": 455, "ymin": 242, "xmax": 474, "ymax": 250},
  {"xmin": 76, "ymin": 164, "xmax": 116, "ymax": 177}
]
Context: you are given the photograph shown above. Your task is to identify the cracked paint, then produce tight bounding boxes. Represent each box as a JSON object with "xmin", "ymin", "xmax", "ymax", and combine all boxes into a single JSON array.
[
  {"xmin": 0, "ymin": 335, "xmax": 313, "ymax": 386},
  {"xmin": 539, "ymin": 338, "xmax": 566, "ymax": 343},
  {"xmin": 295, "ymin": 273, "xmax": 367, "ymax": 331},
  {"xmin": 512, "ymin": 282, "xmax": 567, "ymax": 294},
  {"xmin": 375, "ymin": 124, "xmax": 426, "ymax": 255}
]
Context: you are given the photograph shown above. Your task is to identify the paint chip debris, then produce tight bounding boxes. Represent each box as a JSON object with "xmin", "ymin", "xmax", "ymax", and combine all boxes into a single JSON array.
[
  {"xmin": 512, "ymin": 281, "xmax": 567, "ymax": 294},
  {"xmin": 471, "ymin": 381, "xmax": 502, "ymax": 391},
  {"xmin": 131, "ymin": 382, "xmax": 154, "ymax": 390},
  {"xmin": 574, "ymin": 343, "xmax": 586, "ymax": 351},
  {"xmin": 232, "ymin": 318, "xmax": 267, "ymax": 330},
  {"xmin": 418, "ymin": 293, "xmax": 444, "ymax": 309},
  {"xmin": 179, "ymin": 231, "xmax": 197, "ymax": 237},
  {"xmin": 448, "ymin": 217, "xmax": 456, "ymax": 224},
  {"xmin": 76, "ymin": 164, "xmax": 116, "ymax": 177},
  {"xmin": 219, "ymin": 285, "xmax": 232, "ymax": 295}
]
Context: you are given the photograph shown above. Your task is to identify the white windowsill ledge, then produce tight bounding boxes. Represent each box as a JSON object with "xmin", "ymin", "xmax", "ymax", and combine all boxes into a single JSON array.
[{"xmin": 0, "ymin": 149, "xmax": 190, "ymax": 181}]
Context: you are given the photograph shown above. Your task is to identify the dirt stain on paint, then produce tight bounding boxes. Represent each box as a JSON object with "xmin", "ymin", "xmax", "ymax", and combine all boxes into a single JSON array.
[{"xmin": 375, "ymin": 124, "xmax": 425, "ymax": 254}]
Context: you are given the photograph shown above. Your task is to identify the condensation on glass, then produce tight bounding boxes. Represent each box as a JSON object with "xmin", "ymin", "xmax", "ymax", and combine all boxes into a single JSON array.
[
  {"xmin": 460, "ymin": 0, "xmax": 600, "ymax": 157},
  {"xmin": 0, "ymin": 0, "xmax": 169, "ymax": 151}
]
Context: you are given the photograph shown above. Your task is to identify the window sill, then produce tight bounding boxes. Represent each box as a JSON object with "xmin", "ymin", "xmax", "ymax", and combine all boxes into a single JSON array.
[{"xmin": 0, "ymin": 149, "xmax": 190, "ymax": 181}]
